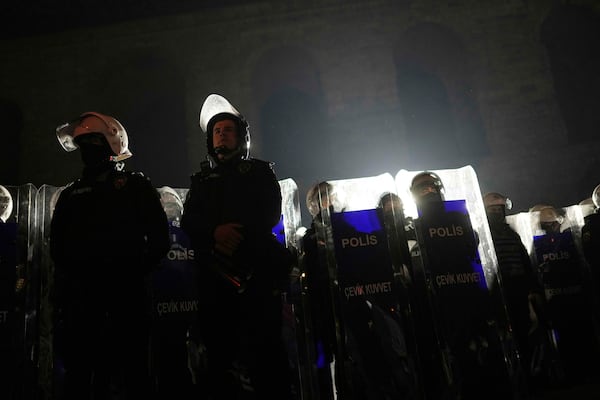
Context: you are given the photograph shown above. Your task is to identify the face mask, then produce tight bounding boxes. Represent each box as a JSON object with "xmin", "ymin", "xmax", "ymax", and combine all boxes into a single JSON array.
[
  {"xmin": 78, "ymin": 141, "xmax": 114, "ymax": 167},
  {"xmin": 540, "ymin": 221, "xmax": 560, "ymax": 234},
  {"xmin": 418, "ymin": 191, "xmax": 443, "ymax": 204},
  {"xmin": 487, "ymin": 212, "xmax": 505, "ymax": 225}
]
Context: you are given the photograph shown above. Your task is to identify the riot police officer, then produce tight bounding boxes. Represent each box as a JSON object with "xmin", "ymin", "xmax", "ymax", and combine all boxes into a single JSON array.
[
  {"xmin": 152, "ymin": 186, "xmax": 198, "ymax": 399},
  {"xmin": 408, "ymin": 171, "xmax": 456, "ymax": 400},
  {"xmin": 483, "ymin": 192, "xmax": 540, "ymax": 383},
  {"xmin": 532, "ymin": 201, "xmax": 600, "ymax": 385},
  {"xmin": 50, "ymin": 112, "xmax": 170, "ymax": 399},
  {"xmin": 0, "ymin": 185, "xmax": 16, "ymax": 397},
  {"xmin": 582, "ymin": 184, "xmax": 600, "ymax": 302},
  {"xmin": 181, "ymin": 94, "xmax": 293, "ymax": 399},
  {"xmin": 410, "ymin": 172, "xmax": 516, "ymax": 400},
  {"xmin": 300, "ymin": 181, "xmax": 342, "ymax": 400}
]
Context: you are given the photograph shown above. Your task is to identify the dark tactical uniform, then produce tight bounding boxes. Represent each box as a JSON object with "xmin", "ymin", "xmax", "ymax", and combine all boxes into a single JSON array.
[
  {"xmin": 50, "ymin": 166, "xmax": 170, "ymax": 399},
  {"xmin": 181, "ymin": 157, "xmax": 293, "ymax": 399},
  {"xmin": 414, "ymin": 200, "xmax": 514, "ymax": 400},
  {"xmin": 487, "ymin": 218, "xmax": 538, "ymax": 374},
  {"xmin": 582, "ymin": 212, "xmax": 600, "ymax": 305},
  {"xmin": 333, "ymin": 208, "xmax": 419, "ymax": 400},
  {"xmin": 534, "ymin": 229, "xmax": 600, "ymax": 384},
  {"xmin": 0, "ymin": 215, "xmax": 17, "ymax": 398},
  {"xmin": 301, "ymin": 214, "xmax": 337, "ymax": 400}
]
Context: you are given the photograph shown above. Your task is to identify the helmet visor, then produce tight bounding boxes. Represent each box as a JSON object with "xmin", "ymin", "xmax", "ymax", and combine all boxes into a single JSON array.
[{"xmin": 56, "ymin": 114, "xmax": 110, "ymax": 152}]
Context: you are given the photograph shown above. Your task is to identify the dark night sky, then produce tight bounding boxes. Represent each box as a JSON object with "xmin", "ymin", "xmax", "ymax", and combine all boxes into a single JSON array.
[{"xmin": 0, "ymin": 1, "xmax": 249, "ymax": 39}]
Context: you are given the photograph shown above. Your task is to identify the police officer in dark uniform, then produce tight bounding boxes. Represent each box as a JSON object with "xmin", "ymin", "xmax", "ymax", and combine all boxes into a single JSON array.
[
  {"xmin": 300, "ymin": 181, "xmax": 341, "ymax": 400},
  {"xmin": 181, "ymin": 94, "xmax": 293, "ymax": 399},
  {"xmin": 0, "ymin": 185, "xmax": 17, "ymax": 398},
  {"xmin": 408, "ymin": 171, "xmax": 463, "ymax": 400},
  {"xmin": 582, "ymin": 184, "xmax": 600, "ymax": 306},
  {"xmin": 50, "ymin": 112, "xmax": 170, "ymax": 400},
  {"xmin": 410, "ymin": 172, "xmax": 515, "ymax": 400},
  {"xmin": 483, "ymin": 192, "xmax": 540, "ymax": 381},
  {"xmin": 534, "ymin": 205, "xmax": 600, "ymax": 385}
]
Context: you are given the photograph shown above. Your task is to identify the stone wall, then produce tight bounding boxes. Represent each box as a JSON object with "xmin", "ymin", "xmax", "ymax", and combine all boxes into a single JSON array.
[{"xmin": 0, "ymin": 0, "xmax": 598, "ymax": 214}]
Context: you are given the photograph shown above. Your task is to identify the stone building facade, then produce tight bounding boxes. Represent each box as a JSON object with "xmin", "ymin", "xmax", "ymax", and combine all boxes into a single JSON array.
[{"xmin": 1, "ymin": 0, "xmax": 599, "ymax": 215}]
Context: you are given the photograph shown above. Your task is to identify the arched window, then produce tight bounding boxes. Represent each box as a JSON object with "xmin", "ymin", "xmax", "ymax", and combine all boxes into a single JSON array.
[
  {"xmin": 541, "ymin": 5, "xmax": 600, "ymax": 144},
  {"xmin": 394, "ymin": 23, "xmax": 488, "ymax": 170},
  {"xmin": 252, "ymin": 46, "xmax": 327, "ymax": 199}
]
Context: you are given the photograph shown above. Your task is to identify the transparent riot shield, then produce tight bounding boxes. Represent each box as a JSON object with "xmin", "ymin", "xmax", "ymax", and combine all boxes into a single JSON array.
[
  {"xmin": 305, "ymin": 173, "xmax": 421, "ymax": 400},
  {"xmin": 564, "ymin": 204, "xmax": 590, "ymax": 261},
  {"xmin": 277, "ymin": 178, "xmax": 302, "ymax": 251},
  {"xmin": 35, "ymin": 184, "xmax": 66, "ymax": 400},
  {"xmin": 563, "ymin": 204, "xmax": 599, "ymax": 310},
  {"xmin": 395, "ymin": 166, "xmax": 523, "ymax": 400},
  {"xmin": 505, "ymin": 209, "xmax": 561, "ymax": 388},
  {"xmin": 525, "ymin": 205, "xmax": 600, "ymax": 385},
  {"xmin": 276, "ymin": 178, "xmax": 308, "ymax": 400},
  {"xmin": 149, "ymin": 186, "xmax": 201, "ymax": 396},
  {"xmin": 505, "ymin": 212, "xmax": 534, "ymax": 258},
  {"xmin": 0, "ymin": 184, "xmax": 37, "ymax": 400}
]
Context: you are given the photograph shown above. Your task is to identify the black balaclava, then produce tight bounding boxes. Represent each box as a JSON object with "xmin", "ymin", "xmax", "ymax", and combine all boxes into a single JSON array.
[
  {"xmin": 411, "ymin": 172, "xmax": 445, "ymax": 209},
  {"xmin": 74, "ymin": 133, "xmax": 116, "ymax": 175},
  {"xmin": 486, "ymin": 206, "xmax": 506, "ymax": 226}
]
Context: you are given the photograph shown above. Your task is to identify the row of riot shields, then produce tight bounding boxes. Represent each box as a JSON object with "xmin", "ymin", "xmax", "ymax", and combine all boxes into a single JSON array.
[
  {"xmin": 4, "ymin": 167, "xmax": 599, "ymax": 400},
  {"xmin": 293, "ymin": 166, "xmax": 600, "ymax": 400},
  {"xmin": 0, "ymin": 184, "xmax": 38, "ymax": 400},
  {"xmin": 294, "ymin": 166, "xmax": 526, "ymax": 400},
  {"xmin": 0, "ymin": 180, "xmax": 304, "ymax": 400},
  {"xmin": 507, "ymin": 204, "xmax": 600, "ymax": 388}
]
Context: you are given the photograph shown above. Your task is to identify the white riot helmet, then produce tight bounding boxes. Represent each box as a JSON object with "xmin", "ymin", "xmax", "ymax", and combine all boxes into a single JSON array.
[
  {"xmin": 199, "ymin": 94, "xmax": 250, "ymax": 161},
  {"xmin": 538, "ymin": 205, "xmax": 564, "ymax": 227},
  {"xmin": 592, "ymin": 184, "xmax": 600, "ymax": 209},
  {"xmin": 578, "ymin": 197, "xmax": 595, "ymax": 218},
  {"xmin": 56, "ymin": 111, "xmax": 132, "ymax": 162},
  {"xmin": 158, "ymin": 186, "xmax": 184, "ymax": 223},
  {"xmin": 410, "ymin": 171, "xmax": 445, "ymax": 204},
  {"xmin": 483, "ymin": 192, "xmax": 513, "ymax": 211},
  {"xmin": 306, "ymin": 181, "xmax": 335, "ymax": 218},
  {"xmin": 0, "ymin": 185, "xmax": 13, "ymax": 223}
]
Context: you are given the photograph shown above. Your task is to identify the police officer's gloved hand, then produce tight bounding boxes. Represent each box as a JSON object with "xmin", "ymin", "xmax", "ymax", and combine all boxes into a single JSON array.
[{"xmin": 214, "ymin": 223, "xmax": 244, "ymax": 257}]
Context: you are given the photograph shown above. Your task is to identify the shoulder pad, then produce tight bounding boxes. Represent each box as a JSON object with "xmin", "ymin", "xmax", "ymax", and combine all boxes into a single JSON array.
[
  {"xmin": 120, "ymin": 170, "xmax": 151, "ymax": 183},
  {"xmin": 248, "ymin": 158, "xmax": 273, "ymax": 167},
  {"xmin": 191, "ymin": 169, "xmax": 214, "ymax": 182},
  {"xmin": 112, "ymin": 170, "xmax": 152, "ymax": 190},
  {"xmin": 237, "ymin": 159, "xmax": 257, "ymax": 174},
  {"xmin": 243, "ymin": 158, "xmax": 274, "ymax": 172}
]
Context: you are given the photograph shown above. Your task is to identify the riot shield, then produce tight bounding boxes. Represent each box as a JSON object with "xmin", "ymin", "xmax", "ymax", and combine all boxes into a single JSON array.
[
  {"xmin": 276, "ymin": 178, "xmax": 309, "ymax": 400},
  {"xmin": 277, "ymin": 178, "xmax": 302, "ymax": 251},
  {"xmin": 0, "ymin": 184, "xmax": 37, "ymax": 400},
  {"xmin": 150, "ymin": 186, "xmax": 200, "ymax": 397},
  {"xmin": 35, "ymin": 184, "xmax": 66, "ymax": 400},
  {"xmin": 305, "ymin": 173, "xmax": 421, "ymax": 400},
  {"xmin": 563, "ymin": 204, "xmax": 591, "ymax": 264},
  {"xmin": 505, "ymin": 212, "xmax": 534, "ymax": 258},
  {"xmin": 395, "ymin": 166, "xmax": 523, "ymax": 400},
  {"xmin": 526, "ymin": 205, "xmax": 600, "ymax": 385}
]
